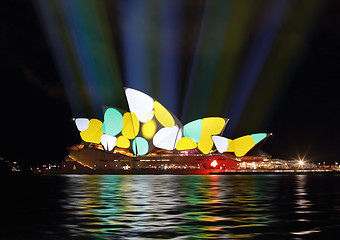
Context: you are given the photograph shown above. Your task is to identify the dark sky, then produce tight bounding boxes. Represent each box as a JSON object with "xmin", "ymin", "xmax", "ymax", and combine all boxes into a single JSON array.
[
  {"xmin": 0, "ymin": 0, "xmax": 339, "ymax": 166},
  {"xmin": 265, "ymin": 1, "xmax": 340, "ymax": 163}
]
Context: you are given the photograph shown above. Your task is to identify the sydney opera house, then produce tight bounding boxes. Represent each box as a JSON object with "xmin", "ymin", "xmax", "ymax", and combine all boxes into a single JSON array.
[{"xmin": 63, "ymin": 88, "xmax": 273, "ymax": 174}]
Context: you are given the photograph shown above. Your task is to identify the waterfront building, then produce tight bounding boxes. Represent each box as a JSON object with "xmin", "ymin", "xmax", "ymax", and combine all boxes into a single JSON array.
[{"xmin": 63, "ymin": 88, "xmax": 272, "ymax": 173}]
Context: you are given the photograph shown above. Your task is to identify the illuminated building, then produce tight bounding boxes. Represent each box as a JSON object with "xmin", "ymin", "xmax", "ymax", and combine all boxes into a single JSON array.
[{"xmin": 63, "ymin": 88, "xmax": 272, "ymax": 173}]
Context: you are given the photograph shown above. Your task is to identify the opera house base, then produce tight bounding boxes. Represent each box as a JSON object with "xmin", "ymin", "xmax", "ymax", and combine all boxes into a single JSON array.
[
  {"xmin": 34, "ymin": 144, "xmax": 288, "ymax": 175},
  {"xmin": 39, "ymin": 168, "xmax": 217, "ymax": 175},
  {"xmin": 58, "ymin": 146, "xmax": 242, "ymax": 175}
]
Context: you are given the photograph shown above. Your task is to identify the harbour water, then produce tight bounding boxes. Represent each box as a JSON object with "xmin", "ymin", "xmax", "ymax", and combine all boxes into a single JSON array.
[{"xmin": 1, "ymin": 174, "xmax": 339, "ymax": 239}]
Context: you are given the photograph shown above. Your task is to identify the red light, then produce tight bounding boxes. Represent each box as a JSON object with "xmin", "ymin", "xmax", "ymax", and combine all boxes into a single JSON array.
[{"xmin": 211, "ymin": 160, "xmax": 218, "ymax": 168}]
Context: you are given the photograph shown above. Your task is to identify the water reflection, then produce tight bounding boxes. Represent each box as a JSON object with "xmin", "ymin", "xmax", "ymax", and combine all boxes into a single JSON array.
[
  {"xmin": 291, "ymin": 175, "xmax": 320, "ymax": 237},
  {"xmin": 60, "ymin": 175, "xmax": 280, "ymax": 239},
  {"xmin": 2, "ymin": 174, "xmax": 340, "ymax": 239}
]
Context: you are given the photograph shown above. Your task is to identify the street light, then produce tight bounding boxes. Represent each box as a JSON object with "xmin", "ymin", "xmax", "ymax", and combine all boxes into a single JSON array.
[{"xmin": 298, "ymin": 160, "xmax": 304, "ymax": 167}]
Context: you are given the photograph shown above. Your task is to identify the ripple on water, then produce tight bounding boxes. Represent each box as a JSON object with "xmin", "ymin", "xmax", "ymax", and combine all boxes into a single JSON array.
[{"xmin": 1, "ymin": 174, "xmax": 340, "ymax": 239}]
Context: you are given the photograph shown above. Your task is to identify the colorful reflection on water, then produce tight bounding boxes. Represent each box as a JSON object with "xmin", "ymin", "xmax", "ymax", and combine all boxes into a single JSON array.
[{"xmin": 1, "ymin": 174, "xmax": 340, "ymax": 239}]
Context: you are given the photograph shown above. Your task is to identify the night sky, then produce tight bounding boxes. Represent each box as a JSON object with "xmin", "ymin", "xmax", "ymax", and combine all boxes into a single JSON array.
[{"xmin": 1, "ymin": 0, "xmax": 339, "ymax": 167}]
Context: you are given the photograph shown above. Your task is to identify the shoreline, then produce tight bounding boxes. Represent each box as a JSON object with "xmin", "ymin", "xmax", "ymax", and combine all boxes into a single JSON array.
[
  {"xmin": 34, "ymin": 168, "xmax": 340, "ymax": 175},
  {"xmin": 209, "ymin": 169, "xmax": 340, "ymax": 175}
]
